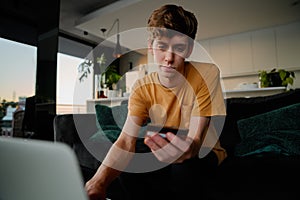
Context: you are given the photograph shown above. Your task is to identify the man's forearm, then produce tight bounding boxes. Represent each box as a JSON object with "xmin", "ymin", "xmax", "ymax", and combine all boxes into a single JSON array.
[
  {"xmin": 102, "ymin": 135, "xmax": 136, "ymax": 170},
  {"xmin": 92, "ymin": 132, "xmax": 136, "ymax": 188}
]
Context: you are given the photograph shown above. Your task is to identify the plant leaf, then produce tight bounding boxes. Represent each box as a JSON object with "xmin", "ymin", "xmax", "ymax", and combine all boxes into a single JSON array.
[
  {"xmin": 286, "ymin": 77, "xmax": 294, "ymax": 85},
  {"xmin": 279, "ymin": 70, "xmax": 286, "ymax": 80}
]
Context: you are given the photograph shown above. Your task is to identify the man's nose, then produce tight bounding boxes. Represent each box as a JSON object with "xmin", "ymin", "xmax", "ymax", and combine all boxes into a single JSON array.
[{"xmin": 165, "ymin": 49, "xmax": 174, "ymax": 63}]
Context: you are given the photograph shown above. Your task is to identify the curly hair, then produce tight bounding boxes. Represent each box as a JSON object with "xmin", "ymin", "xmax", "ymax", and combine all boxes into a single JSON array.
[{"xmin": 147, "ymin": 4, "xmax": 198, "ymax": 43}]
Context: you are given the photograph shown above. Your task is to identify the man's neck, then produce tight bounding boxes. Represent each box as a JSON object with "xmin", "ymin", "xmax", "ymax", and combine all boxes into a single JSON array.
[{"xmin": 158, "ymin": 69, "xmax": 186, "ymax": 88}]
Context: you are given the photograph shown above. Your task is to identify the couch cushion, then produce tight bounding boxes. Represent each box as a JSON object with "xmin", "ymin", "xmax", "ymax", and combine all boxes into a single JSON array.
[
  {"xmin": 94, "ymin": 104, "xmax": 124, "ymax": 130},
  {"xmin": 220, "ymin": 89, "xmax": 300, "ymax": 157},
  {"xmin": 235, "ymin": 103, "xmax": 300, "ymax": 157},
  {"xmin": 92, "ymin": 104, "xmax": 127, "ymax": 142},
  {"xmin": 91, "ymin": 104, "xmax": 151, "ymax": 153}
]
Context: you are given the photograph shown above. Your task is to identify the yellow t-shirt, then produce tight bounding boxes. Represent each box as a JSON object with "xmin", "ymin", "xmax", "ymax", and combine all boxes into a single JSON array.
[{"xmin": 128, "ymin": 61, "xmax": 227, "ymax": 164}]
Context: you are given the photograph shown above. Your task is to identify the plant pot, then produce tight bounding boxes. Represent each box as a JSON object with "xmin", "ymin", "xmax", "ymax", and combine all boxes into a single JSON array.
[
  {"xmin": 268, "ymin": 72, "xmax": 282, "ymax": 87},
  {"xmin": 107, "ymin": 90, "xmax": 118, "ymax": 98}
]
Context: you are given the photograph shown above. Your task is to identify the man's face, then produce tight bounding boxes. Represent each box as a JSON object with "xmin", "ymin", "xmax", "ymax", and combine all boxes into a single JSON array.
[{"xmin": 150, "ymin": 34, "xmax": 192, "ymax": 79}]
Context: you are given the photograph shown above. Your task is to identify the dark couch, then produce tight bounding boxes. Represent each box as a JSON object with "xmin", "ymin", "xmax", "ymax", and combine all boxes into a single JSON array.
[
  {"xmin": 54, "ymin": 89, "xmax": 300, "ymax": 200},
  {"xmin": 212, "ymin": 88, "xmax": 300, "ymax": 200}
]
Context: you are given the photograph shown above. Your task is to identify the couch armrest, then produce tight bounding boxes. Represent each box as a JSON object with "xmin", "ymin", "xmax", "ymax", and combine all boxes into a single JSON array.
[
  {"xmin": 53, "ymin": 113, "xmax": 101, "ymax": 170},
  {"xmin": 53, "ymin": 113, "xmax": 98, "ymax": 146}
]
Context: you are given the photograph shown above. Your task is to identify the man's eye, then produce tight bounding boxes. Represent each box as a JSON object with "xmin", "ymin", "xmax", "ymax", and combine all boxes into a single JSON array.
[
  {"xmin": 158, "ymin": 45, "xmax": 167, "ymax": 50},
  {"xmin": 174, "ymin": 46, "xmax": 186, "ymax": 52}
]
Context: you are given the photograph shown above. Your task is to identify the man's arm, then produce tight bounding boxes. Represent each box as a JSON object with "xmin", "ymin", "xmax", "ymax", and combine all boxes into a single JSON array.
[
  {"xmin": 196, "ymin": 116, "xmax": 227, "ymax": 165},
  {"xmin": 175, "ymin": 115, "xmax": 224, "ymax": 165},
  {"xmin": 85, "ymin": 116, "xmax": 143, "ymax": 200}
]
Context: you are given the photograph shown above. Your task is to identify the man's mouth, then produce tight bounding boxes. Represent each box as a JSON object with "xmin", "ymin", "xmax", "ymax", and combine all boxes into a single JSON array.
[{"xmin": 160, "ymin": 65, "xmax": 175, "ymax": 72}]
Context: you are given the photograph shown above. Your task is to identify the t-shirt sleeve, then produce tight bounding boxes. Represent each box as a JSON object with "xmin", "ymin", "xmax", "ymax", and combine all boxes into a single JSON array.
[
  {"xmin": 192, "ymin": 63, "xmax": 226, "ymax": 117},
  {"xmin": 128, "ymin": 80, "xmax": 149, "ymax": 121}
]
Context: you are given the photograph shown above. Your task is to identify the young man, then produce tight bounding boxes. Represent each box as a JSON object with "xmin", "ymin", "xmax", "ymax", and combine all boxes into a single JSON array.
[{"xmin": 85, "ymin": 4, "xmax": 227, "ymax": 200}]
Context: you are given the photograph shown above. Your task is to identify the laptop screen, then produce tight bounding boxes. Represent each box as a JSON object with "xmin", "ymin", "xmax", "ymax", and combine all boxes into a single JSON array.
[{"xmin": 0, "ymin": 137, "xmax": 89, "ymax": 200}]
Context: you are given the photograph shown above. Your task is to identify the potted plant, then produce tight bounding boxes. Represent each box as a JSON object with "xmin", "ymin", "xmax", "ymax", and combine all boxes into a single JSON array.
[
  {"xmin": 78, "ymin": 54, "xmax": 122, "ymax": 98},
  {"xmin": 101, "ymin": 65, "xmax": 122, "ymax": 90},
  {"xmin": 258, "ymin": 68, "xmax": 295, "ymax": 88}
]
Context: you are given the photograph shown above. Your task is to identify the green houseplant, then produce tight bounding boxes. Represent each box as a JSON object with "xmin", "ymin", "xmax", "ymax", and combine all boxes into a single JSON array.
[
  {"xmin": 78, "ymin": 53, "xmax": 122, "ymax": 90},
  {"xmin": 258, "ymin": 68, "xmax": 295, "ymax": 88},
  {"xmin": 101, "ymin": 65, "xmax": 122, "ymax": 90}
]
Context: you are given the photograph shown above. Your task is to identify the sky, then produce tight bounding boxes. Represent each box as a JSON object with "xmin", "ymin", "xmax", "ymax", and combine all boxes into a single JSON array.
[
  {"xmin": 0, "ymin": 37, "xmax": 92, "ymax": 105},
  {"xmin": 0, "ymin": 37, "xmax": 36, "ymax": 102}
]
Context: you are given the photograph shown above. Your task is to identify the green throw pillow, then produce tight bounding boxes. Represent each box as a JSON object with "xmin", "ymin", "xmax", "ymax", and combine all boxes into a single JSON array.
[
  {"xmin": 94, "ymin": 104, "xmax": 129, "ymax": 130},
  {"xmin": 235, "ymin": 103, "xmax": 300, "ymax": 157},
  {"xmin": 90, "ymin": 104, "xmax": 151, "ymax": 153},
  {"xmin": 94, "ymin": 104, "xmax": 117, "ymax": 130},
  {"xmin": 92, "ymin": 104, "xmax": 128, "ymax": 143},
  {"xmin": 90, "ymin": 129, "xmax": 122, "ymax": 143}
]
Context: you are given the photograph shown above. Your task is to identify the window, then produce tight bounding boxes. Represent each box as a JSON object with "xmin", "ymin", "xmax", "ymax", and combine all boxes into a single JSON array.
[
  {"xmin": 0, "ymin": 37, "xmax": 36, "ymax": 102},
  {"xmin": 0, "ymin": 37, "xmax": 36, "ymax": 136},
  {"xmin": 56, "ymin": 37, "xmax": 94, "ymax": 114},
  {"xmin": 56, "ymin": 53, "xmax": 93, "ymax": 114}
]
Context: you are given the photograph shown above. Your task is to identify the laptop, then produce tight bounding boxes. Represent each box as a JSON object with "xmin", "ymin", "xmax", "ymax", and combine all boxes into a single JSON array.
[{"xmin": 0, "ymin": 137, "xmax": 89, "ymax": 200}]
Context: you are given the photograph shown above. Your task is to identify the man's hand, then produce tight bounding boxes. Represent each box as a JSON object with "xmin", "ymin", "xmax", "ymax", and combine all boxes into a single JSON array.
[
  {"xmin": 144, "ymin": 132, "xmax": 201, "ymax": 163},
  {"xmin": 85, "ymin": 177, "xmax": 107, "ymax": 200}
]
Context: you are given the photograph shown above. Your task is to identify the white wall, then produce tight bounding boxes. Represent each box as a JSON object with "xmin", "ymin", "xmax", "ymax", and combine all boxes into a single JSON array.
[
  {"xmin": 119, "ymin": 50, "xmax": 147, "ymax": 75},
  {"xmin": 200, "ymin": 21, "xmax": 300, "ymax": 90}
]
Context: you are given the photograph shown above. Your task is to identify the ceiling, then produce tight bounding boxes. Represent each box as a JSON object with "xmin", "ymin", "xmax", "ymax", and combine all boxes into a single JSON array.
[
  {"xmin": 2, "ymin": 0, "xmax": 300, "ymax": 47},
  {"xmin": 60, "ymin": 0, "xmax": 300, "ymax": 46},
  {"xmin": 59, "ymin": 0, "xmax": 119, "ymax": 44}
]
